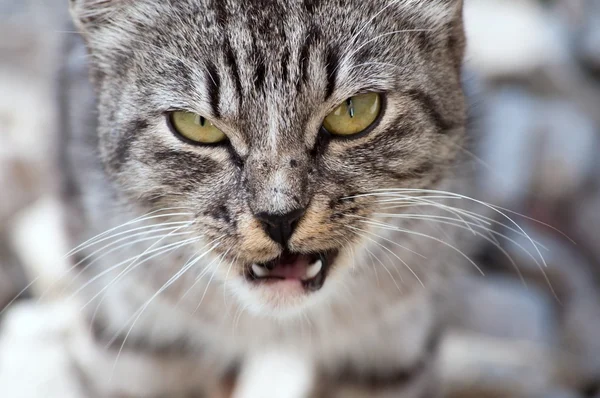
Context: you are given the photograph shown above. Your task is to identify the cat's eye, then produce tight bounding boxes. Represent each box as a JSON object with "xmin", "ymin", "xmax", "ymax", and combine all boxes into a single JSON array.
[
  {"xmin": 322, "ymin": 93, "xmax": 382, "ymax": 137},
  {"xmin": 168, "ymin": 111, "xmax": 227, "ymax": 144}
]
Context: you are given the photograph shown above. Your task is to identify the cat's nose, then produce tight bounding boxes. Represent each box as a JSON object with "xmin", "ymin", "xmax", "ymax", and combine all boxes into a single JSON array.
[{"xmin": 255, "ymin": 208, "xmax": 306, "ymax": 247}]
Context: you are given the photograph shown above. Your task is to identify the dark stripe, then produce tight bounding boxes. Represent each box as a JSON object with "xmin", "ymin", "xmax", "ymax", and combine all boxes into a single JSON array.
[
  {"xmin": 152, "ymin": 149, "xmax": 220, "ymax": 192},
  {"xmin": 214, "ymin": 205, "xmax": 232, "ymax": 224},
  {"xmin": 220, "ymin": 362, "xmax": 241, "ymax": 398},
  {"xmin": 223, "ymin": 37, "xmax": 243, "ymax": 101},
  {"xmin": 447, "ymin": 20, "xmax": 465, "ymax": 72},
  {"xmin": 335, "ymin": 362, "xmax": 419, "ymax": 390},
  {"xmin": 297, "ymin": 25, "xmax": 318, "ymax": 92},
  {"xmin": 414, "ymin": 31, "xmax": 434, "ymax": 53},
  {"xmin": 404, "ymin": 89, "xmax": 454, "ymax": 133},
  {"xmin": 378, "ymin": 161, "xmax": 435, "ymax": 182},
  {"xmin": 310, "ymin": 125, "xmax": 331, "ymax": 157},
  {"xmin": 171, "ymin": 59, "xmax": 193, "ymax": 91},
  {"xmin": 111, "ymin": 48, "xmax": 134, "ymax": 79},
  {"xmin": 303, "ymin": 0, "xmax": 320, "ymax": 13},
  {"xmin": 227, "ymin": 144, "xmax": 245, "ymax": 169},
  {"xmin": 212, "ymin": 0, "xmax": 228, "ymax": 26},
  {"xmin": 112, "ymin": 119, "xmax": 148, "ymax": 168},
  {"xmin": 90, "ymin": 316, "xmax": 197, "ymax": 357},
  {"xmin": 333, "ymin": 326, "xmax": 440, "ymax": 390},
  {"xmin": 254, "ymin": 58, "xmax": 266, "ymax": 91},
  {"xmin": 206, "ymin": 62, "xmax": 221, "ymax": 118},
  {"xmin": 324, "ymin": 47, "xmax": 339, "ymax": 100},
  {"xmin": 353, "ymin": 45, "xmax": 376, "ymax": 66},
  {"xmin": 280, "ymin": 47, "xmax": 290, "ymax": 83}
]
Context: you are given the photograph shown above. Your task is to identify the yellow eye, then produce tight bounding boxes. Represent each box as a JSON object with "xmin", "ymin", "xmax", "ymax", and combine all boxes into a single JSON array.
[
  {"xmin": 322, "ymin": 93, "xmax": 382, "ymax": 136},
  {"xmin": 169, "ymin": 111, "xmax": 227, "ymax": 144}
]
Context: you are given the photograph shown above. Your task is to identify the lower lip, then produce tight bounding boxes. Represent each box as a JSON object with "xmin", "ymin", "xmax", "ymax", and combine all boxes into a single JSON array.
[
  {"xmin": 252, "ymin": 278, "xmax": 307, "ymax": 294},
  {"xmin": 248, "ymin": 269, "xmax": 326, "ymax": 293}
]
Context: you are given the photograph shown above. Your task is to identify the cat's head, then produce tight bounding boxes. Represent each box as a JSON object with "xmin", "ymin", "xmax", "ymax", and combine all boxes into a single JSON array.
[{"xmin": 71, "ymin": 0, "xmax": 466, "ymax": 316}]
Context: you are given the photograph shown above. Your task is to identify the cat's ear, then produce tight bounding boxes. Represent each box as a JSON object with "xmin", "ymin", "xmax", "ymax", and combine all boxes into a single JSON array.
[
  {"xmin": 418, "ymin": 0, "xmax": 464, "ymax": 27},
  {"xmin": 69, "ymin": 0, "xmax": 123, "ymax": 33},
  {"xmin": 408, "ymin": 0, "xmax": 465, "ymax": 68},
  {"xmin": 429, "ymin": 0, "xmax": 466, "ymax": 60}
]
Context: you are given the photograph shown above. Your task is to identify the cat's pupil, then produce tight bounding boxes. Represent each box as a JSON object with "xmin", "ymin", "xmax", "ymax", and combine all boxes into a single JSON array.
[
  {"xmin": 195, "ymin": 115, "xmax": 206, "ymax": 127},
  {"xmin": 346, "ymin": 98, "xmax": 355, "ymax": 118}
]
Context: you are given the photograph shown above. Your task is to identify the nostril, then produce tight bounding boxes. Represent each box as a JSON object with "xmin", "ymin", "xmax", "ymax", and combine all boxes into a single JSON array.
[
  {"xmin": 255, "ymin": 208, "xmax": 306, "ymax": 246},
  {"xmin": 256, "ymin": 209, "xmax": 305, "ymax": 226}
]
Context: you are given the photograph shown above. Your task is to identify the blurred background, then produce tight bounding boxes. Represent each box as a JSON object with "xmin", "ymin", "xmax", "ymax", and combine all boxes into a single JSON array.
[{"xmin": 0, "ymin": 0, "xmax": 599, "ymax": 397}]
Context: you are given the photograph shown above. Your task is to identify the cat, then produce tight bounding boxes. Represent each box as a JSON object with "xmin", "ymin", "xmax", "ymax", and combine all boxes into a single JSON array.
[{"xmin": 61, "ymin": 0, "xmax": 472, "ymax": 396}]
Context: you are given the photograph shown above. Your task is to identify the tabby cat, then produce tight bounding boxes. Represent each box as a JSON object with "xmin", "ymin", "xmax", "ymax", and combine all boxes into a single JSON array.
[{"xmin": 62, "ymin": 0, "xmax": 471, "ymax": 396}]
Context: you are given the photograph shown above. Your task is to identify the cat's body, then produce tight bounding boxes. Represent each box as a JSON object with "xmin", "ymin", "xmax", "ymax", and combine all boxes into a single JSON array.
[{"xmin": 60, "ymin": 1, "xmax": 473, "ymax": 396}]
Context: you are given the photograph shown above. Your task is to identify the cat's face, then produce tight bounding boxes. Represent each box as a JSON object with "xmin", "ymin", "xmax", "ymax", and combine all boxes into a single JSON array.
[{"xmin": 72, "ymin": 0, "xmax": 466, "ymax": 316}]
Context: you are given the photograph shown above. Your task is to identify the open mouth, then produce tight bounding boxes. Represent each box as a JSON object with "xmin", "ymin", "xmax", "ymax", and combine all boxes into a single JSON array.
[{"xmin": 246, "ymin": 250, "xmax": 339, "ymax": 292}]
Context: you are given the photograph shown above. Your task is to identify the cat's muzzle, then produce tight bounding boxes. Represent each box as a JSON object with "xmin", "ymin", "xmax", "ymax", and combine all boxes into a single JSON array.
[{"xmin": 245, "ymin": 250, "xmax": 339, "ymax": 292}]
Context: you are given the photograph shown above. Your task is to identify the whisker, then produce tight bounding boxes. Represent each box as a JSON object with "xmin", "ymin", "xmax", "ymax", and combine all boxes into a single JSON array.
[
  {"xmin": 177, "ymin": 246, "xmax": 231, "ymax": 306},
  {"xmin": 4, "ymin": 218, "xmax": 195, "ymax": 313},
  {"xmin": 350, "ymin": 225, "xmax": 425, "ymax": 287},
  {"xmin": 0, "ymin": 279, "xmax": 39, "ymax": 316},
  {"xmin": 222, "ymin": 251, "xmax": 236, "ymax": 307},
  {"xmin": 233, "ymin": 302, "xmax": 250, "ymax": 334},
  {"xmin": 371, "ymin": 213, "xmax": 529, "ymax": 286},
  {"xmin": 484, "ymin": 203, "xmax": 576, "ymax": 244},
  {"xmin": 350, "ymin": 188, "xmax": 552, "ymax": 269},
  {"xmin": 68, "ymin": 221, "xmax": 193, "ymax": 259},
  {"xmin": 348, "ymin": 192, "xmax": 483, "ymax": 235},
  {"xmin": 346, "ymin": 226, "xmax": 410, "ymax": 289},
  {"xmin": 375, "ymin": 203, "xmax": 549, "ymax": 251},
  {"xmin": 354, "ymin": 221, "xmax": 427, "ymax": 259},
  {"xmin": 94, "ymin": 221, "xmax": 197, "ymax": 295},
  {"xmin": 194, "ymin": 252, "xmax": 225, "ymax": 314},
  {"xmin": 446, "ymin": 142, "xmax": 579, "ymax": 245},
  {"xmin": 65, "ymin": 209, "xmax": 193, "ymax": 257},
  {"xmin": 353, "ymin": 216, "xmax": 485, "ymax": 276},
  {"xmin": 109, "ymin": 239, "xmax": 222, "ymax": 379},
  {"xmin": 375, "ymin": 212, "xmax": 547, "ymax": 249},
  {"xmin": 222, "ymin": 253, "xmax": 241, "ymax": 312},
  {"xmin": 46, "ymin": 230, "xmax": 195, "ymax": 303},
  {"xmin": 377, "ymin": 195, "xmax": 480, "ymax": 235},
  {"xmin": 342, "ymin": 0, "xmax": 403, "ymax": 48},
  {"xmin": 376, "ymin": 211, "xmax": 492, "ymax": 245},
  {"xmin": 109, "ymin": 238, "xmax": 223, "ymax": 337},
  {"xmin": 75, "ymin": 236, "xmax": 200, "ymax": 310},
  {"xmin": 371, "ymin": 187, "xmax": 555, "ymax": 240},
  {"xmin": 70, "ymin": 229, "xmax": 193, "ymax": 275},
  {"xmin": 83, "ymin": 236, "xmax": 206, "ymax": 336},
  {"xmin": 364, "ymin": 247, "xmax": 384, "ymax": 287}
]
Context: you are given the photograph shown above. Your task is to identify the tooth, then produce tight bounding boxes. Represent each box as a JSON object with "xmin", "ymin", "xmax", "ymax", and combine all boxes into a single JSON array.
[
  {"xmin": 305, "ymin": 259, "xmax": 323, "ymax": 280},
  {"xmin": 252, "ymin": 264, "xmax": 270, "ymax": 277}
]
